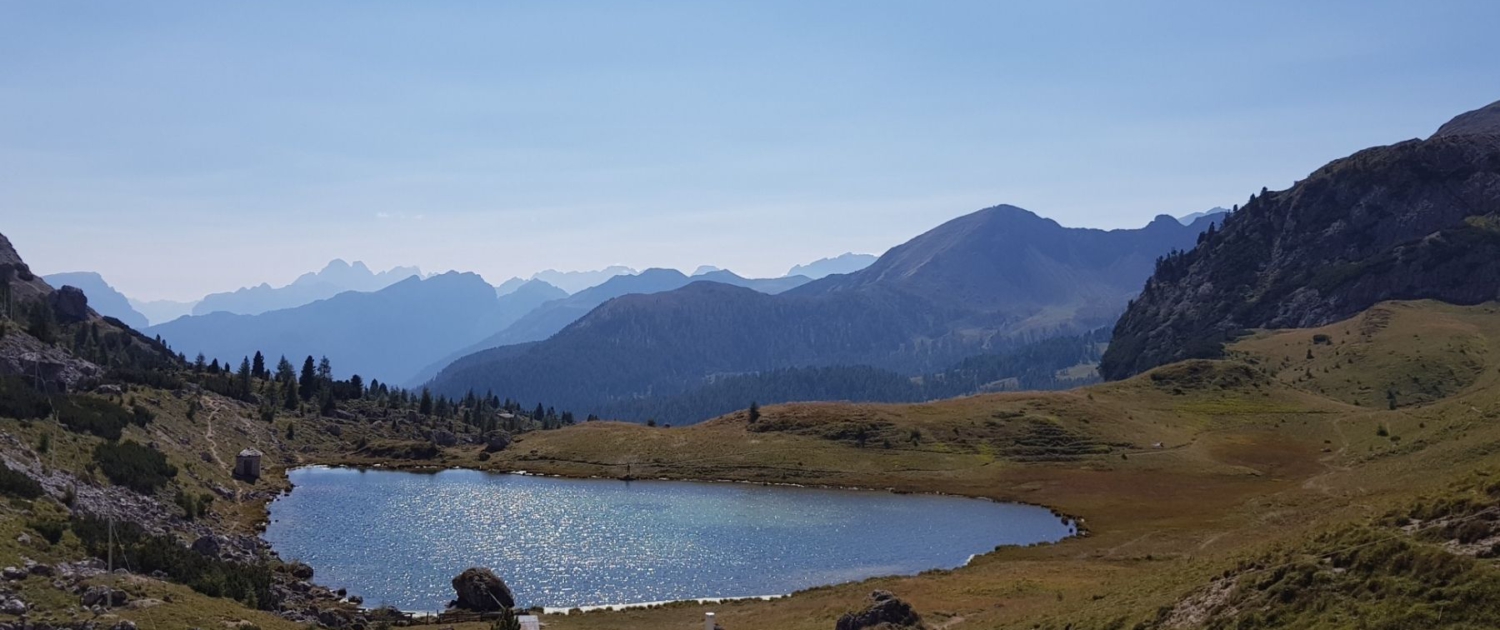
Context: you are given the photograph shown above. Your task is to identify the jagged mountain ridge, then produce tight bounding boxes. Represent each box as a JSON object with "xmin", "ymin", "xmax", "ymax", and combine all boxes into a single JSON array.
[
  {"xmin": 192, "ymin": 259, "xmax": 421, "ymax": 316},
  {"xmin": 1101, "ymin": 99, "xmax": 1500, "ymax": 380},
  {"xmin": 786, "ymin": 253, "xmax": 878, "ymax": 279}
]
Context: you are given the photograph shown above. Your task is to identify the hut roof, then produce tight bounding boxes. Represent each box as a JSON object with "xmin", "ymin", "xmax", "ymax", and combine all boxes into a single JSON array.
[{"xmin": 237, "ymin": 448, "xmax": 263, "ymax": 458}]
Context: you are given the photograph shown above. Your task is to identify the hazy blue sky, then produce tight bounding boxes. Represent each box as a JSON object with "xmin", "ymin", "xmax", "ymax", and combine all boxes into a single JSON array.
[{"xmin": 4, "ymin": 1, "xmax": 1498, "ymax": 301}]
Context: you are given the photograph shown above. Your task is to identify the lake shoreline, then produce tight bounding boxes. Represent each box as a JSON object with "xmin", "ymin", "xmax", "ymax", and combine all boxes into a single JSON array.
[{"xmin": 261, "ymin": 463, "xmax": 1080, "ymax": 615}]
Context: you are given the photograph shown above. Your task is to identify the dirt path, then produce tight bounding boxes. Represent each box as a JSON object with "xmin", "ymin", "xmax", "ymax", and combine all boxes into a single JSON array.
[{"xmin": 202, "ymin": 397, "xmax": 228, "ymax": 470}]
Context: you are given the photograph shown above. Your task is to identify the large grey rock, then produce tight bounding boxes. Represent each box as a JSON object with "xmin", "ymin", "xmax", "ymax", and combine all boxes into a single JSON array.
[
  {"xmin": 835, "ymin": 591, "xmax": 923, "ymax": 630},
  {"xmin": 0, "ymin": 599, "xmax": 24, "ymax": 615},
  {"xmin": 48, "ymin": 285, "xmax": 90, "ymax": 323},
  {"xmin": 450, "ymin": 567, "xmax": 514, "ymax": 611},
  {"xmin": 484, "ymin": 431, "xmax": 512, "ymax": 452},
  {"xmin": 431, "ymin": 430, "xmax": 457, "ymax": 447}
]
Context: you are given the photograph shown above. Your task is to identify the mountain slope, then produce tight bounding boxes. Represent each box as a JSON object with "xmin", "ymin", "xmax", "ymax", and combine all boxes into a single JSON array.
[
  {"xmin": 150, "ymin": 272, "xmax": 537, "ymax": 384},
  {"xmin": 1101, "ymin": 99, "xmax": 1500, "ymax": 380},
  {"xmin": 192, "ymin": 259, "xmax": 420, "ymax": 316},
  {"xmin": 430, "ymin": 206, "xmax": 1220, "ymax": 416},
  {"xmin": 41, "ymin": 272, "xmax": 149, "ymax": 330},
  {"xmin": 403, "ymin": 279, "xmax": 568, "ymax": 385}
]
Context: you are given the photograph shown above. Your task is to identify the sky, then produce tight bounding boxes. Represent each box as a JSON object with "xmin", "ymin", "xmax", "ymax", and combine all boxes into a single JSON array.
[{"xmin": 3, "ymin": 1, "xmax": 1499, "ymax": 301}]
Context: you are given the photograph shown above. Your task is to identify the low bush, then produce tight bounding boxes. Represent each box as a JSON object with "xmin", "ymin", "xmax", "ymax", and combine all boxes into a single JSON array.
[
  {"xmin": 56, "ymin": 395, "xmax": 149, "ymax": 440},
  {"xmin": 71, "ymin": 516, "xmax": 276, "ymax": 609},
  {"xmin": 0, "ymin": 376, "xmax": 52, "ymax": 421},
  {"xmin": 93, "ymin": 440, "xmax": 177, "ymax": 494},
  {"xmin": 0, "ymin": 463, "xmax": 44, "ymax": 500}
]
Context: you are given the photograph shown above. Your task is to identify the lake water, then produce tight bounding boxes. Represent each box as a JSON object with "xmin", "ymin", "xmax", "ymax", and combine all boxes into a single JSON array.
[{"xmin": 263, "ymin": 467, "xmax": 1073, "ymax": 611}]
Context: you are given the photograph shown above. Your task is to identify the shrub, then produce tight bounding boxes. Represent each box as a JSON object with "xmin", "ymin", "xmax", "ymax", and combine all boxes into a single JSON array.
[
  {"xmin": 0, "ymin": 376, "xmax": 52, "ymax": 420},
  {"xmin": 93, "ymin": 440, "xmax": 177, "ymax": 494},
  {"xmin": 56, "ymin": 396, "xmax": 147, "ymax": 440},
  {"xmin": 71, "ymin": 515, "xmax": 275, "ymax": 609},
  {"xmin": 26, "ymin": 517, "xmax": 66, "ymax": 544},
  {"xmin": 0, "ymin": 463, "xmax": 43, "ymax": 499}
]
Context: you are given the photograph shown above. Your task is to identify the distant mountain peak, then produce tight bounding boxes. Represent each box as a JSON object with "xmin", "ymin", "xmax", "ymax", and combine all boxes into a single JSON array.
[
  {"xmin": 1431, "ymin": 99, "xmax": 1500, "ymax": 139},
  {"xmin": 1178, "ymin": 207, "xmax": 1230, "ymax": 225},
  {"xmin": 691, "ymin": 265, "xmax": 723, "ymax": 276},
  {"xmin": 785, "ymin": 252, "xmax": 878, "ymax": 279}
]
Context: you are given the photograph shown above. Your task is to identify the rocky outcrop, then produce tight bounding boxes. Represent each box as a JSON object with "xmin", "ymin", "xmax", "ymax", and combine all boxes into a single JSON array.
[
  {"xmin": 835, "ymin": 591, "xmax": 924, "ymax": 630},
  {"xmin": 1103, "ymin": 100, "xmax": 1500, "ymax": 380},
  {"xmin": 48, "ymin": 285, "xmax": 90, "ymax": 323},
  {"xmin": 0, "ymin": 331, "xmax": 100, "ymax": 391},
  {"xmin": 0, "ymin": 232, "xmax": 53, "ymax": 305},
  {"xmin": 450, "ymin": 567, "xmax": 515, "ymax": 611}
]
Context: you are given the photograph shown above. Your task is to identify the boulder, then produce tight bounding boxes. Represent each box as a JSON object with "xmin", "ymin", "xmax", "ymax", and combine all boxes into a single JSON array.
[
  {"xmin": 191, "ymin": 535, "xmax": 223, "ymax": 558},
  {"xmin": 80, "ymin": 585, "xmax": 128, "ymax": 608},
  {"xmin": 109, "ymin": 622, "xmax": 138, "ymax": 630},
  {"xmin": 449, "ymin": 567, "xmax": 515, "ymax": 611},
  {"xmin": 48, "ymin": 285, "xmax": 90, "ymax": 323},
  {"xmin": 0, "ymin": 599, "xmax": 24, "ymax": 615},
  {"xmin": 316, "ymin": 609, "xmax": 348, "ymax": 628},
  {"xmin": 287, "ymin": 562, "xmax": 315, "ymax": 580},
  {"xmin": 484, "ymin": 431, "xmax": 512, "ymax": 453},
  {"xmin": 1, "ymin": 566, "xmax": 26, "ymax": 580},
  {"xmin": 95, "ymin": 384, "xmax": 123, "ymax": 396},
  {"xmin": 835, "ymin": 591, "xmax": 923, "ymax": 630},
  {"xmin": 27, "ymin": 563, "xmax": 53, "ymax": 577},
  {"xmin": 431, "ymin": 430, "xmax": 458, "ymax": 448}
]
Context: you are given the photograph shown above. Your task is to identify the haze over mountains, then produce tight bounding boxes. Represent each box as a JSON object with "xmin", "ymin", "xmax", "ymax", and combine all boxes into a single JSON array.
[
  {"xmin": 786, "ymin": 253, "xmax": 878, "ymax": 279},
  {"xmin": 148, "ymin": 272, "xmax": 560, "ymax": 385},
  {"xmin": 429, "ymin": 205, "xmax": 1224, "ymax": 421},
  {"xmin": 193, "ymin": 259, "xmax": 421, "ymax": 317}
]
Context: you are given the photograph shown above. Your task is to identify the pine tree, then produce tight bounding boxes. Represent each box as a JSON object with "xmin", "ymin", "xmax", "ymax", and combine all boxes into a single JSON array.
[
  {"xmin": 252, "ymin": 351, "xmax": 266, "ymax": 379},
  {"xmin": 419, "ymin": 388, "xmax": 434, "ymax": 415},
  {"xmin": 283, "ymin": 378, "xmax": 299, "ymax": 410},
  {"xmin": 299, "ymin": 356, "xmax": 317, "ymax": 401},
  {"xmin": 237, "ymin": 357, "xmax": 253, "ymax": 400}
]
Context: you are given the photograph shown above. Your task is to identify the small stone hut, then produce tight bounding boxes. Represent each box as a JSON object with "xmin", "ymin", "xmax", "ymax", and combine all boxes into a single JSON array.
[{"xmin": 234, "ymin": 448, "xmax": 262, "ymax": 480}]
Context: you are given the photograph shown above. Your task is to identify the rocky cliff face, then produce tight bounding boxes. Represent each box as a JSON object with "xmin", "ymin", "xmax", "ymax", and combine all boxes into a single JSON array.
[{"xmin": 1101, "ymin": 100, "xmax": 1500, "ymax": 380}]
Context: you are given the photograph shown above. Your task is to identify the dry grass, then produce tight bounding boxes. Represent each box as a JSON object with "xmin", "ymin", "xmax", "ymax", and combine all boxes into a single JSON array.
[{"xmin": 13, "ymin": 300, "xmax": 1500, "ymax": 629}]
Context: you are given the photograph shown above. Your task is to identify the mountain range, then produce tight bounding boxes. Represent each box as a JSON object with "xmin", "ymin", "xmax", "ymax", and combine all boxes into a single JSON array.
[
  {"xmin": 149, "ymin": 273, "xmax": 563, "ymax": 384},
  {"xmin": 404, "ymin": 268, "xmax": 813, "ymax": 385},
  {"xmin": 1102, "ymin": 99, "xmax": 1500, "ymax": 380},
  {"xmin": 428, "ymin": 205, "xmax": 1224, "ymax": 419},
  {"xmin": 192, "ymin": 259, "xmax": 421, "ymax": 317}
]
